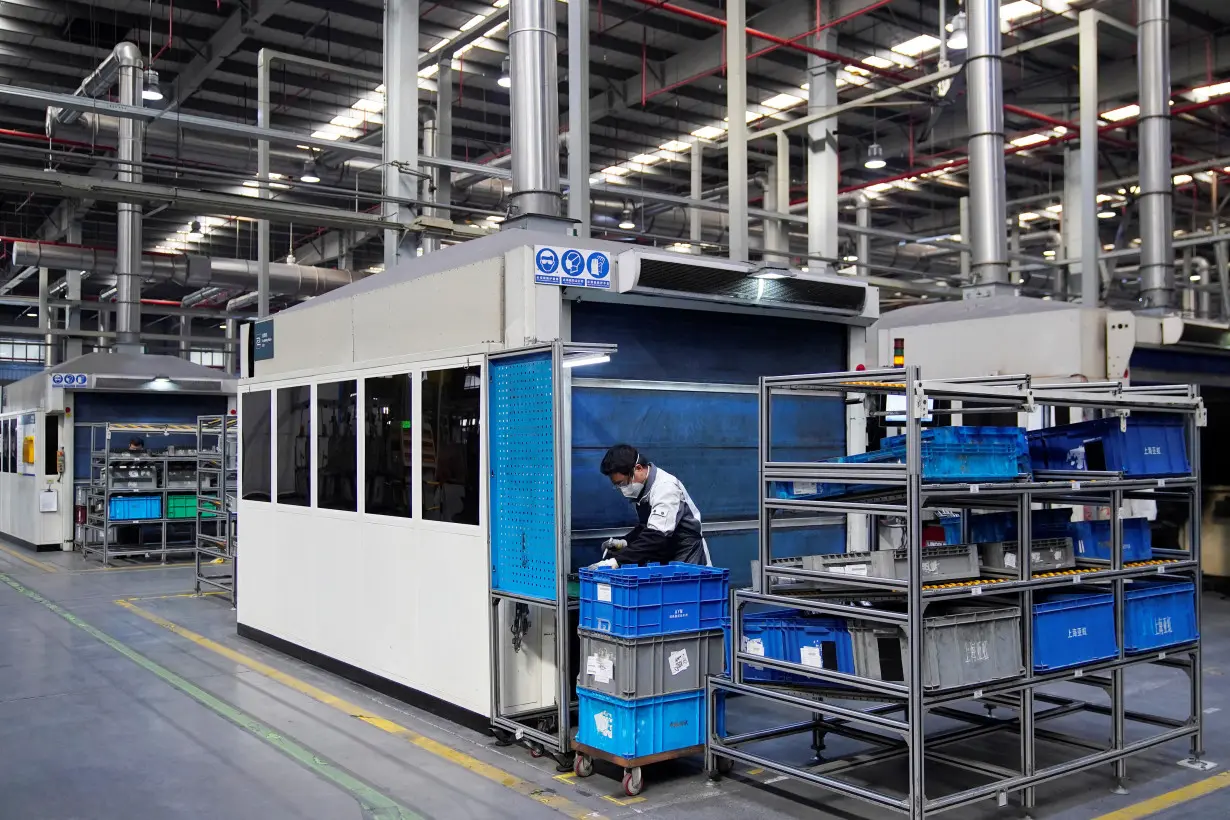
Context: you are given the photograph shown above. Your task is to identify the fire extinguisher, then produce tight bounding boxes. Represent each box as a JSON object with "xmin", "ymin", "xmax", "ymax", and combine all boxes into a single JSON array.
[{"xmin": 56, "ymin": 447, "xmax": 65, "ymax": 478}]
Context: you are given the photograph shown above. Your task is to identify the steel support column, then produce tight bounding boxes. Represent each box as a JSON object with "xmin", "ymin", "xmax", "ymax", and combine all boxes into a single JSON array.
[
  {"xmin": 64, "ymin": 219, "xmax": 83, "ymax": 361},
  {"xmin": 567, "ymin": 0, "xmax": 591, "ymax": 236},
  {"xmin": 437, "ymin": 60, "xmax": 454, "ymax": 232},
  {"xmin": 808, "ymin": 28, "xmax": 839, "ymax": 259},
  {"xmin": 1079, "ymin": 9, "xmax": 1101, "ymax": 305},
  {"xmin": 384, "ymin": 0, "xmax": 421, "ymax": 267},
  {"xmin": 257, "ymin": 49, "xmax": 272, "ymax": 318},
  {"xmin": 690, "ymin": 143, "xmax": 703, "ymax": 251},
  {"xmin": 726, "ymin": 0, "xmax": 748, "ymax": 261}
]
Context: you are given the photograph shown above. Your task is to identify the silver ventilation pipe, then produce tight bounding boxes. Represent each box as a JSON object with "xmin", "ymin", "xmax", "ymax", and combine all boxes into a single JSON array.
[
  {"xmin": 45, "ymin": 42, "xmax": 144, "ymax": 134},
  {"xmin": 420, "ymin": 106, "xmax": 441, "ymax": 254},
  {"xmin": 965, "ymin": 0, "xmax": 1009, "ymax": 288},
  {"xmin": 507, "ymin": 0, "xmax": 561, "ymax": 219},
  {"xmin": 11, "ymin": 243, "xmax": 361, "ymax": 297},
  {"xmin": 1137, "ymin": 0, "xmax": 1173, "ymax": 311},
  {"xmin": 115, "ymin": 48, "xmax": 145, "ymax": 352}
]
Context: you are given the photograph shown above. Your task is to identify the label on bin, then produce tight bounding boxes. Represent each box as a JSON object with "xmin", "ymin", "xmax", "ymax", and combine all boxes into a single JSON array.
[
  {"xmin": 596, "ymin": 583, "xmax": 612, "ymax": 603},
  {"xmin": 793, "ymin": 481, "xmax": 817, "ymax": 496},
  {"xmin": 1005, "ymin": 553, "xmax": 1018, "ymax": 569},
  {"xmin": 586, "ymin": 654, "xmax": 614, "ymax": 684},
  {"xmin": 668, "ymin": 649, "xmax": 690, "ymax": 675},
  {"xmin": 800, "ymin": 646, "xmax": 824, "ymax": 669},
  {"xmin": 594, "ymin": 710, "xmax": 614, "ymax": 739},
  {"xmin": 744, "ymin": 638, "xmax": 765, "ymax": 656}
]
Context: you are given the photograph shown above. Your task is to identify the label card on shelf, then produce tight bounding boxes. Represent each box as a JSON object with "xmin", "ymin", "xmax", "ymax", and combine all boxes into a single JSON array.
[
  {"xmin": 799, "ymin": 646, "xmax": 824, "ymax": 669},
  {"xmin": 668, "ymin": 649, "xmax": 690, "ymax": 676}
]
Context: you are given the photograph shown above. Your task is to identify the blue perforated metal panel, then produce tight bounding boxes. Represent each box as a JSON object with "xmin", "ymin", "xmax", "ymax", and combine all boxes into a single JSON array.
[{"xmin": 489, "ymin": 351, "xmax": 558, "ymax": 600}]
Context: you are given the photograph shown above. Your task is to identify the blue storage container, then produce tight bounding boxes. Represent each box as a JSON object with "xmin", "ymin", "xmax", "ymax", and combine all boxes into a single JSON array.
[
  {"xmin": 579, "ymin": 562, "xmax": 729, "ymax": 638},
  {"xmin": 791, "ymin": 427, "xmax": 1028, "ymax": 498},
  {"xmin": 941, "ymin": 508, "xmax": 1074, "ymax": 545},
  {"xmin": 1124, "ymin": 580, "xmax": 1198, "ymax": 653},
  {"xmin": 722, "ymin": 609, "xmax": 855, "ymax": 684},
  {"xmin": 1069, "ymin": 518, "xmax": 1153, "ymax": 562},
  {"xmin": 1032, "ymin": 591, "xmax": 1118, "ymax": 671},
  {"xmin": 1027, "ymin": 416, "xmax": 1190, "ymax": 477},
  {"xmin": 576, "ymin": 687, "xmax": 706, "ymax": 759},
  {"xmin": 109, "ymin": 494, "xmax": 162, "ymax": 521}
]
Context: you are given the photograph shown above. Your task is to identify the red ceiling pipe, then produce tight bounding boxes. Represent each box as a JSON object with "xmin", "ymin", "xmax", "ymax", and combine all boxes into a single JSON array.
[{"xmin": 630, "ymin": 0, "xmax": 913, "ymax": 82}]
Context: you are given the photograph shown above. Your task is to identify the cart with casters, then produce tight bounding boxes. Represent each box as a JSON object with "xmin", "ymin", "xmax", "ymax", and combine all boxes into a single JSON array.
[{"xmin": 571, "ymin": 739, "xmax": 715, "ymax": 796}]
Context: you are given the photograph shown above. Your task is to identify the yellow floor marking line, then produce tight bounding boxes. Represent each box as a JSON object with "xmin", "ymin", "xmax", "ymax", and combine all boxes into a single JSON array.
[
  {"xmin": 1092, "ymin": 770, "xmax": 1230, "ymax": 820},
  {"xmin": 116, "ymin": 599, "xmax": 609, "ymax": 820},
  {"xmin": 601, "ymin": 794, "xmax": 646, "ymax": 807},
  {"xmin": 122, "ymin": 591, "xmax": 226, "ymax": 602},
  {"xmin": 0, "ymin": 543, "xmax": 59, "ymax": 573}
]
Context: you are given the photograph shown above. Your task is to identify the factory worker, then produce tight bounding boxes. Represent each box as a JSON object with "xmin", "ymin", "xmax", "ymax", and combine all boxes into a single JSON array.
[{"xmin": 592, "ymin": 444, "xmax": 712, "ymax": 569}]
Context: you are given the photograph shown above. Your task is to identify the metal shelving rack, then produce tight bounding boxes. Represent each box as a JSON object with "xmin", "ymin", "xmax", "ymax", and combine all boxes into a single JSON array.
[
  {"xmin": 706, "ymin": 367, "xmax": 1206, "ymax": 818},
  {"xmin": 80, "ymin": 422, "xmax": 201, "ymax": 565},
  {"xmin": 195, "ymin": 414, "xmax": 238, "ymax": 602}
]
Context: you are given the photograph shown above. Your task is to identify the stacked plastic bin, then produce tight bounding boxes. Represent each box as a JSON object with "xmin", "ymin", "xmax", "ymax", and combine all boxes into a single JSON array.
[{"xmin": 575, "ymin": 563, "xmax": 729, "ymax": 760}]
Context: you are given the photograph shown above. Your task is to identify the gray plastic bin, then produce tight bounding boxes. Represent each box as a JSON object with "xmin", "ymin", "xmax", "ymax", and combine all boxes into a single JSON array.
[
  {"xmin": 850, "ymin": 605, "xmax": 1023, "ymax": 690},
  {"xmin": 577, "ymin": 628, "xmax": 724, "ymax": 699},
  {"xmin": 802, "ymin": 544, "xmax": 979, "ymax": 583},
  {"xmin": 980, "ymin": 537, "xmax": 1075, "ymax": 573}
]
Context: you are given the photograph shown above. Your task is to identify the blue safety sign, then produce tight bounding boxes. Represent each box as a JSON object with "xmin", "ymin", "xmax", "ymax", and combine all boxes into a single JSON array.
[
  {"xmin": 533, "ymin": 246, "xmax": 613, "ymax": 289},
  {"xmin": 50, "ymin": 373, "xmax": 87, "ymax": 388}
]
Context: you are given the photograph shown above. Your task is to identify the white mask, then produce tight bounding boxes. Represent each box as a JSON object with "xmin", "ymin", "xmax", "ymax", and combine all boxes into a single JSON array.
[{"xmin": 620, "ymin": 482, "xmax": 644, "ymax": 499}]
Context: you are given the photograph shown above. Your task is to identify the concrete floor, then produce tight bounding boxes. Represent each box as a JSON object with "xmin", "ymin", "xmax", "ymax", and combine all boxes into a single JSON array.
[{"xmin": 1, "ymin": 543, "xmax": 1227, "ymax": 820}]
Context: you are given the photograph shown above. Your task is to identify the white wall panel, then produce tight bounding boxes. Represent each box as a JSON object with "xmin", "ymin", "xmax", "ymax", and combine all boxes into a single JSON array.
[{"xmin": 352, "ymin": 260, "xmax": 503, "ymax": 363}]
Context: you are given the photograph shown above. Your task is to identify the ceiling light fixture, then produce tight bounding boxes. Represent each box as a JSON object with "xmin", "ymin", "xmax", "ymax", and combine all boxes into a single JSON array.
[
  {"xmin": 498, "ymin": 56, "xmax": 511, "ymax": 88},
  {"xmin": 142, "ymin": 68, "xmax": 163, "ymax": 101},
  {"xmin": 1098, "ymin": 209, "xmax": 1116, "ymax": 219},
  {"xmin": 618, "ymin": 202, "xmax": 636, "ymax": 231},
  {"xmin": 1191, "ymin": 273, "xmax": 1203, "ymax": 282},
  {"xmin": 947, "ymin": 11, "xmax": 968, "ymax": 50},
  {"xmin": 864, "ymin": 142, "xmax": 887, "ymax": 170},
  {"xmin": 300, "ymin": 159, "xmax": 321, "ymax": 183}
]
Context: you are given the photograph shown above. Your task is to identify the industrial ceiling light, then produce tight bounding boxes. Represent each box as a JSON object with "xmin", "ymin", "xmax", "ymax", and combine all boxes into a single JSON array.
[
  {"xmin": 618, "ymin": 202, "xmax": 636, "ymax": 230},
  {"xmin": 1191, "ymin": 273, "xmax": 1203, "ymax": 282},
  {"xmin": 300, "ymin": 158, "xmax": 321, "ymax": 183},
  {"xmin": 864, "ymin": 142, "xmax": 887, "ymax": 170},
  {"xmin": 1098, "ymin": 209, "xmax": 1116, "ymax": 219},
  {"xmin": 498, "ymin": 56, "xmax": 511, "ymax": 88},
  {"xmin": 946, "ymin": 11, "xmax": 968, "ymax": 50},
  {"xmin": 142, "ymin": 68, "xmax": 163, "ymax": 101},
  {"xmin": 153, "ymin": 374, "xmax": 172, "ymax": 384}
]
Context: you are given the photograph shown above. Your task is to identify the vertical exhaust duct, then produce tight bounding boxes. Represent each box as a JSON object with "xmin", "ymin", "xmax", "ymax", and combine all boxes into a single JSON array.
[
  {"xmin": 507, "ymin": 0, "xmax": 561, "ymax": 220},
  {"xmin": 114, "ymin": 44, "xmax": 145, "ymax": 351},
  {"xmin": 1137, "ymin": 0, "xmax": 1173, "ymax": 311},
  {"xmin": 965, "ymin": 0, "xmax": 1009, "ymax": 289}
]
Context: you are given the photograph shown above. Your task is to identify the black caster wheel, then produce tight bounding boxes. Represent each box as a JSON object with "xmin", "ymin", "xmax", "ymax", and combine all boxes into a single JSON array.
[
  {"xmin": 529, "ymin": 742, "xmax": 545, "ymax": 759},
  {"xmin": 491, "ymin": 728, "xmax": 516, "ymax": 747}
]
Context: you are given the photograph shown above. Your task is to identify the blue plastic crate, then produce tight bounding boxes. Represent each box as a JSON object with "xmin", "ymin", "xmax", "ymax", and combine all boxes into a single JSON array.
[
  {"xmin": 1124, "ymin": 580, "xmax": 1198, "ymax": 653},
  {"xmin": 108, "ymin": 494, "xmax": 162, "ymax": 521},
  {"xmin": 722, "ymin": 609, "xmax": 855, "ymax": 684},
  {"xmin": 579, "ymin": 562, "xmax": 729, "ymax": 638},
  {"xmin": 797, "ymin": 426, "xmax": 1027, "ymax": 498},
  {"xmin": 941, "ymin": 508, "xmax": 1074, "ymax": 545},
  {"xmin": 1069, "ymin": 518, "xmax": 1153, "ymax": 562},
  {"xmin": 576, "ymin": 687, "xmax": 705, "ymax": 759},
  {"xmin": 1027, "ymin": 416, "xmax": 1190, "ymax": 477},
  {"xmin": 1033, "ymin": 591, "xmax": 1118, "ymax": 671}
]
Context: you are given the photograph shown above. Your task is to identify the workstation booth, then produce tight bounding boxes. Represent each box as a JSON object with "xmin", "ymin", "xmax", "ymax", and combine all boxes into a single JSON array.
[
  {"xmin": 236, "ymin": 228, "xmax": 878, "ymax": 752},
  {"xmin": 0, "ymin": 352, "xmax": 234, "ymax": 552}
]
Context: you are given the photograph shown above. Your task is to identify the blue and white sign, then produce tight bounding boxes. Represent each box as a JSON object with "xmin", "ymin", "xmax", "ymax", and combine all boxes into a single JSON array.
[
  {"xmin": 51, "ymin": 373, "xmax": 88, "ymax": 388},
  {"xmin": 533, "ymin": 245, "xmax": 613, "ymax": 289}
]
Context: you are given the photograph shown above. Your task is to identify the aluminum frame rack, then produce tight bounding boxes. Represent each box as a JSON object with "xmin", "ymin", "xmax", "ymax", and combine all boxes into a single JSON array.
[{"xmin": 705, "ymin": 366, "xmax": 1206, "ymax": 818}]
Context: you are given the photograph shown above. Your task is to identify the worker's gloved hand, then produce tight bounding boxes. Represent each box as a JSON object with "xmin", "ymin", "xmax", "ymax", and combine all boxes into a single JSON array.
[
  {"xmin": 589, "ymin": 557, "xmax": 619, "ymax": 570},
  {"xmin": 601, "ymin": 538, "xmax": 628, "ymax": 552}
]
